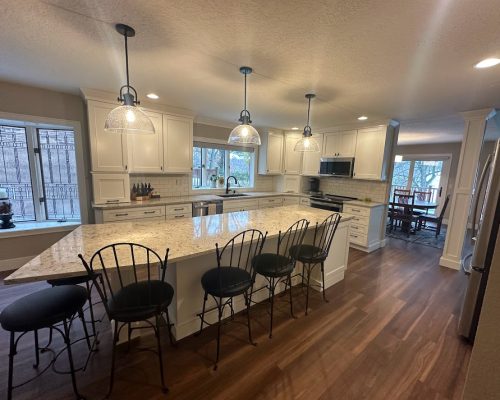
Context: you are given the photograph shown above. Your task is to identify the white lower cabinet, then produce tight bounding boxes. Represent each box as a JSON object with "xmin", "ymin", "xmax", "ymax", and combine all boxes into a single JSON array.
[
  {"xmin": 300, "ymin": 197, "xmax": 311, "ymax": 206},
  {"xmin": 100, "ymin": 206, "xmax": 165, "ymax": 223},
  {"xmin": 165, "ymin": 203, "xmax": 192, "ymax": 220},
  {"xmin": 92, "ymin": 173, "xmax": 130, "ymax": 205},
  {"xmin": 258, "ymin": 197, "xmax": 284, "ymax": 209},
  {"xmin": 282, "ymin": 196, "xmax": 300, "ymax": 206},
  {"xmin": 223, "ymin": 199, "xmax": 259, "ymax": 213},
  {"xmin": 343, "ymin": 203, "xmax": 385, "ymax": 252}
]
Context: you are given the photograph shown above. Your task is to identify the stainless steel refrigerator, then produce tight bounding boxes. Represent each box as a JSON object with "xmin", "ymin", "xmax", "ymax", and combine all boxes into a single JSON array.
[{"xmin": 458, "ymin": 139, "xmax": 500, "ymax": 342}]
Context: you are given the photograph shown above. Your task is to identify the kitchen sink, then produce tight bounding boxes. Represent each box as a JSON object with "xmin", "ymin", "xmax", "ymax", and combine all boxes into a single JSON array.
[{"xmin": 217, "ymin": 193, "xmax": 249, "ymax": 198}]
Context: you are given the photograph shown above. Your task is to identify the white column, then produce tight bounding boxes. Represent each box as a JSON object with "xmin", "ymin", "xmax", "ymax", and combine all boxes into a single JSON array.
[{"xmin": 439, "ymin": 108, "xmax": 492, "ymax": 269}]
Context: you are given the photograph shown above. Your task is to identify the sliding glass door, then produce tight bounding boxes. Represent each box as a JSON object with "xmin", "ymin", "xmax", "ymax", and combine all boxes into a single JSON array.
[{"xmin": 391, "ymin": 156, "xmax": 451, "ymax": 215}]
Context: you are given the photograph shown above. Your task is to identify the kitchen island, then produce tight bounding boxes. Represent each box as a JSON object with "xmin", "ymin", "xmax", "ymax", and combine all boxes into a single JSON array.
[{"xmin": 5, "ymin": 205, "xmax": 352, "ymax": 339}]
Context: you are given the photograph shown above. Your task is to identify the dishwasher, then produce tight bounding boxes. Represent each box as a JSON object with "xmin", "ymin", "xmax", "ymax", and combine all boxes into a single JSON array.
[{"xmin": 192, "ymin": 200, "xmax": 223, "ymax": 217}]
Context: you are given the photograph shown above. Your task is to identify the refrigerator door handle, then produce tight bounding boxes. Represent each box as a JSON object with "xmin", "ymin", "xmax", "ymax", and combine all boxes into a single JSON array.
[{"xmin": 471, "ymin": 154, "xmax": 492, "ymax": 243}]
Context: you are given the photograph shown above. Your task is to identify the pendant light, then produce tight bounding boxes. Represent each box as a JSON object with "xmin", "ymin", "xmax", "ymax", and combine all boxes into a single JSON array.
[
  {"xmin": 105, "ymin": 24, "xmax": 155, "ymax": 134},
  {"xmin": 294, "ymin": 93, "xmax": 320, "ymax": 152},
  {"xmin": 228, "ymin": 66, "xmax": 261, "ymax": 145}
]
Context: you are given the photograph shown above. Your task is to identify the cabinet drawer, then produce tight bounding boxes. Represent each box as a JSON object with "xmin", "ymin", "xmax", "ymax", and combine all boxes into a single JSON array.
[
  {"xmin": 258, "ymin": 197, "xmax": 284, "ymax": 208},
  {"xmin": 343, "ymin": 205, "xmax": 370, "ymax": 217},
  {"xmin": 349, "ymin": 231, "xmax": 368, "ymax": 245},
  {"xmin": 347, "ymin": 214, "xmax": 369, "ymax": 226},
  {"xmin": 103, "ymin": 206, "xmax": 164, "ymax": 222},
  {"xmin": 283, "ymin": 196, "xmax": 300, "ymax": 206},
  {"xmin": 300, "ymin": 197, "xmax": 311, "ymax": 206},
  {"xmin": 349, "ymin": 222, "xmax": 368, "ymax": 236},
  {"xmin": 165, "ymin": 203, "xmax": 191, "ymax": 215},
  {"xmin": 165, "ymin": 212, "xmax": 191, "ymax": 220},
  {"xmin": 223, "ymin": 199, "xmax": 259, "ymax": 212}
]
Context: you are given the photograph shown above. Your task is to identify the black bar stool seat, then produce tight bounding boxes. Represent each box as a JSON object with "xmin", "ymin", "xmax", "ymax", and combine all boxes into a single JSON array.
[
  {"xmin": 201, "ymin": 267, "xmax": 252, "ymax": 298},
  {"xmin": 290, "ymin": 244, "xmax": 327, "ymax": 264},
  {"xmin": 47, "ymin": 274, "xmax": 94, "ymax": 286},
  {"xmin": 1, "ymin": 286, "xmax": 87, "ymax": 332},
  {"xmin": 108, "ymin": 280, "xmax": 174, "ymax": 322},
  {"xmin": 252, "ymin": 253, "xmax": 294, "ymax": 278}
]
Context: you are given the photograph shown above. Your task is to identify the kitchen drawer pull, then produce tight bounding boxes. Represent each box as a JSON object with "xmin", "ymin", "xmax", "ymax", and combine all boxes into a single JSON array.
[
  {"xmin": 350, "ymin": 208, "xmax": 360, "ymax": 212},
  {"xmin": 174, "ymin": 207, "xmax": 184, "ymax": 211},
  {"xmin": 174, "ymin": 215, "xmax": 185, "ymax": 218},
  {"xmin": 115, "ymin": 213, "xmax": 129, "ymax": 217},
  {"xmin": 351, "ymin": 234, "xmax": 358, "ymax": 238},
  {"xmin": 106, "ymin": 200, "xmax": 120, "ymax": 203},
  {"xmin": 144, "ymin": 211, "xmax": 156, "ymax": 214}
]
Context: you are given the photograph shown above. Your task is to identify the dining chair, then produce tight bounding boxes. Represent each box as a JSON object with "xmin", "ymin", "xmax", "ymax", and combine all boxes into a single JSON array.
[
  {"xmin": 418, "ymin": 195, "xmax": 450, "ymax": 237},
  {"xmin": 289, "ymin": 213, "xmax": 341, "ymax": 315},
  {"xmin": 78, "ymin": 243, "xmax": 173, "ymax": 395},
  {"xmin": 389, "ymin": 194, "xmax": 418, "ymax": 237},
  {"xmin": 197, "ymin": 229, "xmax": 266, "ymax": 370},
  {"xmin": 252, "ymin": 219, "xmax": 309, "ymax": 338}
]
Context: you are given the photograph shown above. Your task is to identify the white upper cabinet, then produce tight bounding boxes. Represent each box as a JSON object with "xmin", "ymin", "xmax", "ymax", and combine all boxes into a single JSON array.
[
  {"xmin": 301, "ymin": 134, "xmax": 323, "ymax": 176},
  {"xmin": 323, "ymin": 130, "xmax": 357, "ymax": 158},
  {"xmin": 283, "ymin": 133, "xmax": 303, "ymax": 174},
  {"xmin": 128, "ymin": 111, "xmax": 164, "ymax": 173},
  {"xmin": 353, "ymin": 126, "xmax": 391, "ymax": 180},
  {"xmin": 258, "ymin": 131, "xmax": 284, "ymax": 175},
  {"xmin": 88, "ymin": 101, "xmax": 129, "ymax": 172},
  {"xmin": 163, "ymin": 115, "xmax": 193, "ymax": 173}
]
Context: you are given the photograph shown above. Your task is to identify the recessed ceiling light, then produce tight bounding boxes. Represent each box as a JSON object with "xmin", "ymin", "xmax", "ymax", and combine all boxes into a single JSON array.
[
  {"xmin": 358, "ymin": 116, "xmax": 368, "ymax": 121},
  {"xmin": 474, "ymin": 58, "xmax": 500, "ymax": 69},
  {"xmin": 147, "ymin": 93, "xmax": 159, "ymax": 99},
  {"xmin": 291, "ymin": 127, "xmax": 299, "ymax": 130}
]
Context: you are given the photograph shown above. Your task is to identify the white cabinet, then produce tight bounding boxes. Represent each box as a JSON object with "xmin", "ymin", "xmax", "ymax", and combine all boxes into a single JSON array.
[
  {"xmin": 258, "ymin": 197, "xmax": 283, "ymax": 209},
  {"xmin": 353, "ymin": 126, "xmax": 391, "ymax": 180},
  {"xmin": 258, "ymin": 131, "xmax": 284, "ymax": 175},
  {"xmin": 300, "ymin": 197, "xmax": 311, "ymax": 206},
  {"xmin": 92, "ymin": 173, "xmax": 130, "ymax": 205},
  {"xmin": 283, "ymin": 133, "xmax": 302, "ymax": 174},
  {"xmin": 323, "ymin": 130, "xmax": 357, "ymax": 158},
  {"xmin": 128, "ymin": 111, "xmax": 164, "ymax": 173},
  {"xmin": 282, "ymin": 196, "xmax": 300, "ymax": 206},
  {"xmin": 163, "ymin": 115, "xmax": 193, "ymax": 173},
  {"xmin": 102, "ymin": 206, "xmax": 165, "ymax": 223},
  {"xmin": 343, "ymin": 203, "xmax": 385, "ymax": 252},
  {"xmin": 165, "ymin": 203, "xmax": 192, "ymax": 220},
  {"xmin": 223, "ymin": 199, "xmax": 259, "ymax": 213},
  {"xmin": 88, "ymin": 101, "xmax": 128, "ymax": 172},
  {"xmin": 301, "ymin": 134, "xmax": 323, "ymax": 176}
]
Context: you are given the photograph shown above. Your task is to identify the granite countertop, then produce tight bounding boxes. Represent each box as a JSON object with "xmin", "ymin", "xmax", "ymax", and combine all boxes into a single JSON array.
[
  {"xmin": 93, "ymin": 191, "xmax": 309, "ymax": 210},
  {"xmin": 344, "ymin": 199, "xmax": 386, "ymax": 208},
  {"xmin": 5, "ymin": 205, "xmax": 352, "ymax": 285}
]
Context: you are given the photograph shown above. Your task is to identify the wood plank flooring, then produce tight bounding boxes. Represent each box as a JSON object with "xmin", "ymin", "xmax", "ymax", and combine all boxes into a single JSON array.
[{"xmin": 0, "ymin": 238, "xmax": 471, "ymax": 399}]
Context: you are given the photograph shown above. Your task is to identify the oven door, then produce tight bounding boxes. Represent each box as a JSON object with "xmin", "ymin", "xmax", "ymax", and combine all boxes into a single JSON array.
[{"xmin": 310, "ymin": 200, "xmax": 342, "ymax": 212}]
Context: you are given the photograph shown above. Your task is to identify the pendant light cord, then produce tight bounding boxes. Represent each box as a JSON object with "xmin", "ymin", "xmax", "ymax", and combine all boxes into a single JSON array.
[
  {"xmin": 244, "ymin": 71, "xmax": 247, "ymax": 112},
  {"xmin": 124, "ymin": 32, "xmax": 130, "ymax": 94},
  {"xmin": 306, "ymin": 96, "xmax": 311, "ymax": 125}
]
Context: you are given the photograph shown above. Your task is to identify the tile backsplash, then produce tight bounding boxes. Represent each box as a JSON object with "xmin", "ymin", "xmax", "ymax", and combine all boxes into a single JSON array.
[
  {"xmin": 130, "ymin": 174, "xmax": 274, "ymax": 197},
  {"xmin": 318, "ymin": 177, "xmax": 388, "ymax": 203}
]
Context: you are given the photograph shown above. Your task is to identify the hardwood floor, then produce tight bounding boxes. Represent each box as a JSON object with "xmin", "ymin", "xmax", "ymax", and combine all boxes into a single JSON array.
[{"xmin": 0, "ymin": 238, "xmax": 471, "ymax": 400}]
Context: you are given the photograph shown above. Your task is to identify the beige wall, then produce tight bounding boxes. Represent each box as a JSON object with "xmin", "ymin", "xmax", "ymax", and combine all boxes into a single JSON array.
[
  {"xmin": 0, "ymin": 80, "xmax": 91, "ymax": 262},
  {"xmin": 194, "ymin": 122, "xmax": 231, "ymax": 141}
]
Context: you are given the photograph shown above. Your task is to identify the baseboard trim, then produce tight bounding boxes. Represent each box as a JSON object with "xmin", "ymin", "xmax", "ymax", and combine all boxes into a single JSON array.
[
  {"xmin": 439, "ymin": 255, "xmax": 461, "ymax": 270},
  {"xmin": 0, "ymin": 256, "xmax": 34, "ymax": 272}
]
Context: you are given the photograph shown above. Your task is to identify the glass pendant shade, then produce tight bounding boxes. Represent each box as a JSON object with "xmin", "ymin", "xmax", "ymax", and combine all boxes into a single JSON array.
[
  {"xmin": 105, "ymin": 105, "xmax": 155, "ymax": 134},
  {"xmin": 294, "ymin": 135, "xmax": 320, "ymax": 152},
  {"xmin": 228, "ymin": 123, "xmax": 261, "ymax": 145}
]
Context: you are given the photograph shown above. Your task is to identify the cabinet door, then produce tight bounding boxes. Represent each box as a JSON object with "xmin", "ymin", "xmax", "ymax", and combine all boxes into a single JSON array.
[
  {"xmin": 163, "ymin": 115, "xmax": 193, "ymax": 173},
  {"xmin": 283, "ymin": 134, "xmax": 302, "ymax": 174},
  {"xmin": 266, "ymin": 133, "xmax": 284, "ymax": 174},
  {"xmin": 322, "ymin": 133, "xmax": 340, "ymax": 157},
  {"xmin": 301, "ymin": 134, "xmax": 323, "ymax": 176},
  {"xmin": 88, "ymin": 101, "xmax": 128, "ymax": 172},
  {"xmin": 353, "ymin": 127, "xmax": 386, "ymax": 180},
  {"xmin": 128, "ymin": 111, "xmax": 164, "ymax": 173},
  {"xmin": 338, "ymin": 130, "xmax": 357, "ymax": 157},
  {"xmin": 92, "ymin": 173, "xmax": 130, "ymax": 204}
]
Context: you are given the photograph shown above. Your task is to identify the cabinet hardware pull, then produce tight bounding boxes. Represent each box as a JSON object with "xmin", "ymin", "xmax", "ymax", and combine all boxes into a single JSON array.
[
  {"xmin": 173, "ymin": 208, "xmax": 183, "ymax": 211},
  {"xmin": 144, "ymin": 211, "xmax": 156, "ymax": 214},
  {"xmin": 351, "ymin": 208, "xmax": 360, "ymax": 212},
  {"xmin": 106, "ymin": 200, "xmax": 119, "ymax": 203},
  {"xmin": 115, "ymin": 213, "xmax": 129, "ymax": 216},
  {"xmin": 174, "ymin": 215, "xmax": 184, "ymax": 218}
]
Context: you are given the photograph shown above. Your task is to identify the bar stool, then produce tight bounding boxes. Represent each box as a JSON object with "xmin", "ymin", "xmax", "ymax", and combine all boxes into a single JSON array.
[
  {"xmin": 252, "ymin": 219, "xmax": 309, "ymax": 338},
  {"xmin": 290, "ymin": 213, "xmax": 341, "ymax": 315},
  {"xmin": 0, "ymin": 285, "xmax": 89, "ymax": 400},
  {"xmin": 78, "ymin": 243, "xmax": 173, "ymax": 396},
  {"xmin": 198, "ymin": 229, "xmax": 266, "ymax": 370}
]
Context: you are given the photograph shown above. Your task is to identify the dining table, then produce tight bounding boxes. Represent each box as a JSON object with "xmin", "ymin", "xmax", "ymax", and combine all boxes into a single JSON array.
[{"xmin": 388, "ymin": 199, "xmax": 439, "ymax": 234}]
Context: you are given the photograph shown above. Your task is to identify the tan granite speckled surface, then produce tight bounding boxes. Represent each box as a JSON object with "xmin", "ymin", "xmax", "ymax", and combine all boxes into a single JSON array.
[{"xmin": 5, "ymin": 206, "xmax": 352, "ymax": 284}]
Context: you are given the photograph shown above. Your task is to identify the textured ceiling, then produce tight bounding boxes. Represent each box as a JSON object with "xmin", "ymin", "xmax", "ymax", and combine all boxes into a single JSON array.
[{"xmin": 2, "ymin": 0, "xmax": 500, "ymax": 141}]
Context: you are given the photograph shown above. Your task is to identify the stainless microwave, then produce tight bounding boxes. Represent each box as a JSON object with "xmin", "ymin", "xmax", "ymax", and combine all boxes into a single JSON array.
[{"xmin": 319, "ymin": 157, "xmax": 355, "ymax": 177}]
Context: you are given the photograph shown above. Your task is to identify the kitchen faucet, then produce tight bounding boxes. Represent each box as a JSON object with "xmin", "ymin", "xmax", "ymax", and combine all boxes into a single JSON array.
[{"xmin": 226, "ymin": 176, "xmax": 238, "ymax": 194}]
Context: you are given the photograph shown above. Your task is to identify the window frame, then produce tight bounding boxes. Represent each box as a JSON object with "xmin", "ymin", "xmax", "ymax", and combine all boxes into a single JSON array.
[
  {"xmin": 191, "ymin": 136, "xmax": 257, "ymax": 192},
  {"xmin": 0, "ymin": 112, "xmax": 88, "ymax": 224}
]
